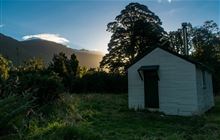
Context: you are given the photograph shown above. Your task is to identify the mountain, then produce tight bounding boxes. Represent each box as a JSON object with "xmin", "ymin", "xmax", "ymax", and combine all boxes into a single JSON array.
[{"xmin": 0, "ymin": 33, "xmax": 103, "ymax": 68}]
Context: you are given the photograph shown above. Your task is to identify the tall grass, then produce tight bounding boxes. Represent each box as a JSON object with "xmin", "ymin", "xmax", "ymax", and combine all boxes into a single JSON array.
[
  {"xmin": 1, "ymin": 94, "xmax": 219, "ymax": 140},
  {"xmin": 0, "ymin": 93, "xmax": 34, "ymax": 139}
]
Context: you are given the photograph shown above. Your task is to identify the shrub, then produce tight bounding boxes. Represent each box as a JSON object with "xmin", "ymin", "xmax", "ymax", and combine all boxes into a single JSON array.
[
  {"xmin": 0, "ymin": 55, "xmax": 12, "ymax": 80},
  {"xmin": 1, "ymin": 71, "xmax": 64, "ymax": 105},
  {"xmin": 18, "ymin": 57, "xmax": 45, "ymax": 73},
  {"xmin": 18, "ymin": 72, "xmax": 64, "ymax": 105},
  {"xmin": 71, "ymin": 71, "xmax": 127, "ymax": 93},
  {"xmin": 0, "ymin": 93, "xmax": 34, "ymax": 138},
  {"xmin": 0, "ymin": 73, "xmax": 20, "ymax": 97}
]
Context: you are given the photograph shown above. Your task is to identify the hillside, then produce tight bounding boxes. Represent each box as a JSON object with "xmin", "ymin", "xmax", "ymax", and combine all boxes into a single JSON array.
[{"xmin": 0, "ymin": 33, "xmax": 103, "ymax": 68}]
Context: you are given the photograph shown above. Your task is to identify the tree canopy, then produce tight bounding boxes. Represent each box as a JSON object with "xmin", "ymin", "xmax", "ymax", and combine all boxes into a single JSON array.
[
  {"xmin": 168, "ymin": 20, "xmax": 220, "ymax": 67},
  {"xmin": 48, "ymin": 52, "xmax": 79, "ymax": 77},
  {"xmin": 168, "ymin": 23, "xmax": 193, "ymax": 55},
  {"xmin": 191, "ymin": 20, "xmax": 220, "ymax": 64},
  {"xmin": 48, "ymin": 52, "xmax": 79, "ymax": 90},
  {"xmin": 20, "ymin": 58, "xmax": 45, "ymax": 72},
  {"xmin": 100, "ymin": 2, "xmax": 168, "ymax": 73}
]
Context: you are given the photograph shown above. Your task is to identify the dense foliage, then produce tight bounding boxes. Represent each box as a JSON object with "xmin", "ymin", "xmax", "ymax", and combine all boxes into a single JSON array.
[
  {"xmin": 0, "ymin": 55, "xmax": 11, "ymax": 80},
  {"xmin": 100, "ymin": 2, "xmax": 168, "ymax": 73},
  {"xmin": 0, "ymin": 93, "xmax": 34, "ymax": 138},
  {"xmin": 72, "ymin": 71, "xmax": 127, "ymax": 93},
  {"xmin": 48, "ymin": 52, "xmax": 79, "ymax": 91},
  {"xmin": 19, "ymin": 58, "xmax": 45, "ymax": 72},
  {"xmin": 1, "ymin": 58, "xmax": 64, "ymax": 104},
  {"xmin": 18, "ymin": 72, "xmax": 64, "ymax": 104}
]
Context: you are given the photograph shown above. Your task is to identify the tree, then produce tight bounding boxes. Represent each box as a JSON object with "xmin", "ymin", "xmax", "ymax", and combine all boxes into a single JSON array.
[
  {"xmin": 68, "ymin": 54, "xmax": 79, "ymax": 77},
  {"xmin": 20, "ymin": 58, "xmax": 45, "ymax": 72},
  {"xmin": 48, "ymin": 52, "xmax": 79, "ymax": 90},
  {"xmin": 48, "ymin": 52, "xmax": 69, "ymax": 78},
  {"xmin": 48, "ymin": 52, "xmax": 79, "ymax": 77},
  {"xmin": 0, "ymin": 55, "xmax": 11, "ymax": 80},
  {"xmin": 168, "ymin": 23, "xmax": 193, "ymax": 55},
  {"xmin": 191, "ymin": 20, "xmax": 220, "ymax": 65},
  {"xmin": 100, "ymin": 2, "xmax": 168, "ymax": 73}
]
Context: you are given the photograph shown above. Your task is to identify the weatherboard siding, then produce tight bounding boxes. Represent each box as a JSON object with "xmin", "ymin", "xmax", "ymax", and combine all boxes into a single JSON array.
[
  {"xmin": 128, "ymin": 48, "xmax": 198, "ymax": 116},
  {"xmin": 196, "ymin": 68, "xmax": 214, "ymax": 114}
]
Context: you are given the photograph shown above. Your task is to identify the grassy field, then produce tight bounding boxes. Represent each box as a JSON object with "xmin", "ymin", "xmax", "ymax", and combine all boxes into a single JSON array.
[{"xmin": 3, "ymin": 94, "xmax": 220, "ymax": 140}]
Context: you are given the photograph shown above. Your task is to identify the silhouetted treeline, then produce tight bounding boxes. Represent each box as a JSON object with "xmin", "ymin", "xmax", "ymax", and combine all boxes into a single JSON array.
[
  {"xmin": 71, "ymin": 71, "xmax": 127, "ymax": 93},
  {"xmin": 0, "ymin": 53, "xmax": 127, "ymax": 103}
]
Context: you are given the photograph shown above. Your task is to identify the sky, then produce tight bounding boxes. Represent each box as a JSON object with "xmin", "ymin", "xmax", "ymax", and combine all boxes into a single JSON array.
[{"xmin": 0, "ymin": 0, "xmax": 219, "ymax": 53}]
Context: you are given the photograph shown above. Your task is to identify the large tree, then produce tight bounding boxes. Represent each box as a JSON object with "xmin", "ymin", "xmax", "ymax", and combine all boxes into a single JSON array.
[
  {"xmin": 168, "ymin": 23, "xmax": 193, "ymax": 55},
  {"xmin": 100, "ymin": 2, "xmax": 168, "ymax": 73},
  {"xmin": 191, "ymin": 20, "xmax": 220, "ymax": 65},
  {"xmin": 168, "ymin": 20, "xmax": 220, "ymax": 63}
]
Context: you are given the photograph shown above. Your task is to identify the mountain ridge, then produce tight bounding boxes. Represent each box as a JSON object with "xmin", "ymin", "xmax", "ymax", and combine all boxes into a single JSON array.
[{"xmin": 0, "ymin": 33, "xmax": 103, "ymax": 68}]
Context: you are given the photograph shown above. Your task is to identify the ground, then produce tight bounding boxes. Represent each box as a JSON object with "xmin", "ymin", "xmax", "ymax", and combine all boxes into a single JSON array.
[{"xmin": 3, "ymin": 94, "xmax": 220, "ymax": 140}]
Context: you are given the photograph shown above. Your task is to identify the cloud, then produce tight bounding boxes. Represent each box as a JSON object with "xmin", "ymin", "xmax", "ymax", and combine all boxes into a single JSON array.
[
  {"xmin": 0, "ymin": 24, "xmax": 4, "ymax": 28},
  {"xmin": 157, "ymin": 0, "xmax": 172, "ymax": 3},
  {"xmin": 22, "ymin": 33, "xmax": 69, "ymax": 46},
  {"xmin": 163, "ymin": 8, "xmax": 183, "ymax": 16}
]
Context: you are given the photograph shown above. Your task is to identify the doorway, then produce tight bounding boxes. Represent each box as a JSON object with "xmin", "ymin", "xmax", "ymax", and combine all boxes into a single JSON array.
[{"xmin": 144, "ymin": 70, "xmax": 159, "ymax": 109}]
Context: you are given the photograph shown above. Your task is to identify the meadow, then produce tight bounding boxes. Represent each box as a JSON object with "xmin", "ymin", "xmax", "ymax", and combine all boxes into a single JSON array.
[{"xmin": 2, "ymin": 94, "xmax": 219, "ymax": 140}]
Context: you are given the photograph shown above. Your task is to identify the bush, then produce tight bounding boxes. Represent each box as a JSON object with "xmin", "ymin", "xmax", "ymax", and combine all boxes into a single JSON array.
[
  {"xmin": 0, "ymin": 73, "xmax": 21, "ymax": 97},
  {"xmin": 71, "ymin": 71, "xmax": 127, "ymax": 93},
  {"xmin": 0, "ymin": 93, "xmax": 34, "ymax": 138},
  {"xmin": 19, "ymin": 58, "xmax": 45, "ymax": 73},
  {"xmin": 0, "ymin": 55, "xmax": 11, "ymax": 80},
  {"xmin": 18, "ymin": 72, "xmax": 64, "ymax": 105},
  {"xmin": 1, "ymin": 71, "xmax": 64, "ymax": 105}
]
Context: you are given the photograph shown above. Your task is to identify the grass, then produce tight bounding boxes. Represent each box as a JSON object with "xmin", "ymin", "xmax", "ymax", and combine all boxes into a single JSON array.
[
  {"xmin": 67, "ymin": 94, "xmax": 220, "ymax": 140},
  {"xmin": 1, "ymin": 94, "xmax": 220, "ymax": 140}
]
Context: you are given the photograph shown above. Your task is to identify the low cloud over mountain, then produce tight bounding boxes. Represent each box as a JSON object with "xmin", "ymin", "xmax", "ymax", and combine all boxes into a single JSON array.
[{"xmin": 22, "ymin": 33, "xmax": 70, "ymax": 46}]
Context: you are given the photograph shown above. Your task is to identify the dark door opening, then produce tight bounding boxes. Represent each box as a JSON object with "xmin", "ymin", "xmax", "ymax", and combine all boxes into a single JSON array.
[{"xmin": 144, "ymin": 70, "xmax": 159, "ymax": 109}]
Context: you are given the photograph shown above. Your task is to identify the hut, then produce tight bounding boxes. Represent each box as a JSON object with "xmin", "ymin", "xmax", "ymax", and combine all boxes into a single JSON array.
[{"xmin": 128, "ymin": 46, "xmax": 214, "ymax": 116}]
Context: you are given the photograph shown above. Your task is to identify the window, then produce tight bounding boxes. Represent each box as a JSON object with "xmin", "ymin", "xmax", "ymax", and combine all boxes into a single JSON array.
[{"xmin": 202, "ymin": 70, "xmax": 206, "ymax": 89}]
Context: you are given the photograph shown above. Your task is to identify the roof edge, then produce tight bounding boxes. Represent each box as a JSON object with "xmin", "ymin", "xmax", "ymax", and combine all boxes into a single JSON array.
[{"xmin": 126, "ymin": 46, "xmax": 213, "ymax": 73}]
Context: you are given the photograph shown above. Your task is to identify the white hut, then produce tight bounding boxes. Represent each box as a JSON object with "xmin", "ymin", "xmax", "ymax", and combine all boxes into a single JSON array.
[{"xmin": 128, "ymin": 46, "xmax": 215, "ymax": 116}]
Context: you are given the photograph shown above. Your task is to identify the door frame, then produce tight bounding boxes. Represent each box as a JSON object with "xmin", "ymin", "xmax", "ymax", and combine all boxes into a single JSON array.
[
  {"xmin": 144, "ymin": 70, "xmax": 159, "ymax": 109},
  {"xmin": 137, "ymin": 65, "xmax": 159, "ymax": 109}
]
